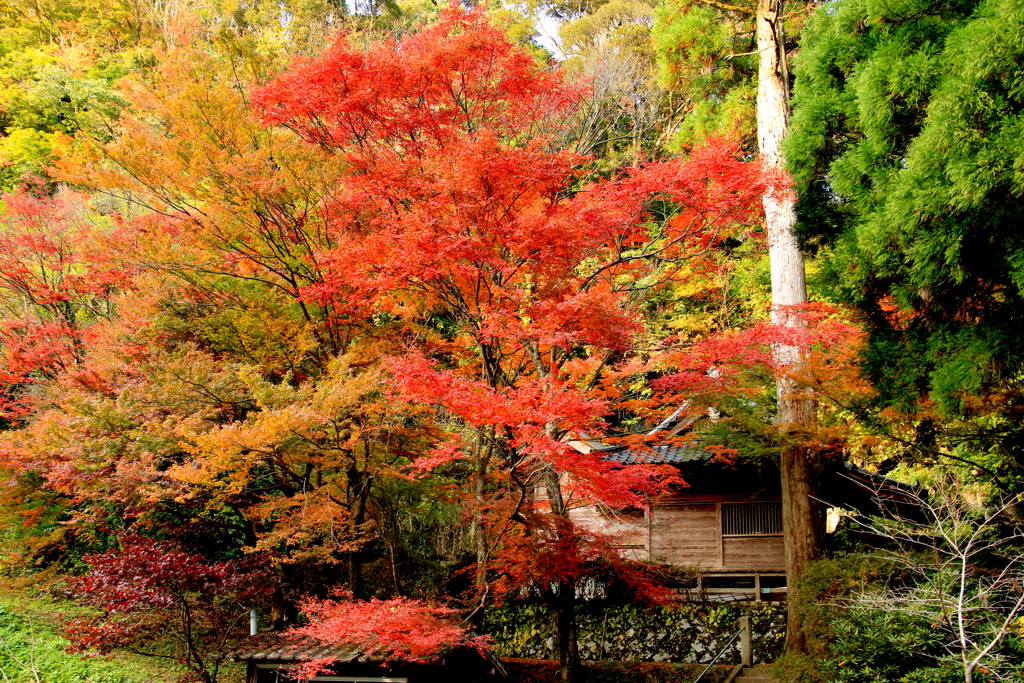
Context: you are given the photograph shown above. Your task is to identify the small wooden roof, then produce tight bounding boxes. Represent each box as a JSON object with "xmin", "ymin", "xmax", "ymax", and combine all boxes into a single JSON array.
[
  {"xmin": 219, "ymin": 634, "xmax": 507, "ymax": 678},
  {"xmin": 219, "ymin": 635, "xmax": 359, "ymax": 663}
]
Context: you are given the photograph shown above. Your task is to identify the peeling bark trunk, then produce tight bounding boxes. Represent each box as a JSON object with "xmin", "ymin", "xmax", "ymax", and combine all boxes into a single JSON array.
[
  {"xmin": 778, "ymin": 398, "xmax": 824, "ymax": 654},
  {"xmin": 756, "ymin": 0, "xmax": 824, "ymax": 655}
]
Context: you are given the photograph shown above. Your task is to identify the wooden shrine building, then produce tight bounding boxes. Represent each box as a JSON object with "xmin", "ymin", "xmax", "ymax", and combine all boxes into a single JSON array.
[{"xmin": 564, "ymin": 408, "xmax": 918, "ymax": 601}]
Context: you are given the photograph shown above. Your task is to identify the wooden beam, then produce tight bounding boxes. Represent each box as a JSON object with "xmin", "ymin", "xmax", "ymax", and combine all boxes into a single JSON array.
[{"xmin": 717, "ymin": 503, "xmax": 725, "ymax": 568}]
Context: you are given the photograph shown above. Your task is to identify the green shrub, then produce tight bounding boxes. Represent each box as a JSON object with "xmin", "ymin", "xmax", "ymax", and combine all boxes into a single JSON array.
[{"xmin": 773, "ymin": 558, "xmax": 986, "ymax": 683}]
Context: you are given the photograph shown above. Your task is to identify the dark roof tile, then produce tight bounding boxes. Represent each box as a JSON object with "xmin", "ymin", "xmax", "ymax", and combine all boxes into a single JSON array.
[
  {"xmin": 596, "ymin": 442, "xmax": 713, "ymax": 465},
  {"xmin": 218, "ymin": 635, "xmax": 360, "ymax": 662}
]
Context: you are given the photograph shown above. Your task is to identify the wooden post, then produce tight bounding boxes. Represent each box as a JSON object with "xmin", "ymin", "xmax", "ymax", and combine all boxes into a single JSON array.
[
  {"xmin": 716, "ymin": 503, "xmax": 724, "ymax": 568},
  {"xmin": 646, "ymin": 506, "xmax": 652, "ymax": 561},
  {"xmin": 739, "ymin": 615, "xmax": 752, "ymax": 667}
]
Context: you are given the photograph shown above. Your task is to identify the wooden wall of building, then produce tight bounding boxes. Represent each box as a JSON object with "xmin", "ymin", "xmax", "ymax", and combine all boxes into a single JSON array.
[
  {"xmin": 649, "ymin": 503, "xmax": 719, "ymax": 567},
  {"xmin": 648, "ymin": 494, "xmax": 785, "ymax": 574}
]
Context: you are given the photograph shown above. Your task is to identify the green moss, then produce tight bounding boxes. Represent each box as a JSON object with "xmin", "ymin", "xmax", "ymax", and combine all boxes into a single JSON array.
[{"xmin": 483, "ymin": 602, "xmax": 785, "ymax": 664}]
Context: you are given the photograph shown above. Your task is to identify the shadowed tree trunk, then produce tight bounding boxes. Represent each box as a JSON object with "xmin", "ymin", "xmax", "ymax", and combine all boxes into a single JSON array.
[
  {"xmin": 347, "ymin": 460, "xmax": 370, "ymax": 599},
  {"xmin": 553, "ymin": 577, "xmax": 580, "ymax": 683},
  {"xmin": 544, "ymin": 468, "xmax": 582, "ymax": 683}
]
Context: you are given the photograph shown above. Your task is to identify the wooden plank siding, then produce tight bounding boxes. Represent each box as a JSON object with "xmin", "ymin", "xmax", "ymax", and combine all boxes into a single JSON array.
[
  {"xmin": 722, "ymin": 535, "xmax": 785, "ymax": 571},
  {"xmin": 566, "ymin": 502, "xmax": 648, "ymax": 561},
  {"xmin": 648, "ymin": 503, "xmax": 720, "ymax": 568},
  {"xmin": 648, "ymin": 498, "xmax": 785, "ymax": 573}
]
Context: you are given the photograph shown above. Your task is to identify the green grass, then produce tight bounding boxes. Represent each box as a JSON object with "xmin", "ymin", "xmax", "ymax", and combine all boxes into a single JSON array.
[{"xmin": 0, "ymin": 591, "xmax": 178, "ymax": 683}]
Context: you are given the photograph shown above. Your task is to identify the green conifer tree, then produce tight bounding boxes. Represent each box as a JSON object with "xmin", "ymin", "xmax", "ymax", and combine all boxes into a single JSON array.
[{"xmin": 786, "ymin": 0, "xmax": 1024, "ymax": 487}]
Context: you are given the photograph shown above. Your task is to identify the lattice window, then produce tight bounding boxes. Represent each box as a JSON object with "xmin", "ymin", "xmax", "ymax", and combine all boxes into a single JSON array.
[{"xmin": 721, "ymin": 502, "xmax": 782, "ymax": 536}]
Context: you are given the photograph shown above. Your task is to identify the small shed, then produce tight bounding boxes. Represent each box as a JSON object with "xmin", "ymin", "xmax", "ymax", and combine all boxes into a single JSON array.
[
  {"xmin": 590, "ymin": 437, "xmax": 786, "ymax": 600},
  {"xmin": 565, "ymin": 408, "xmax": 921, "ymax": 601},
  {"xmin": 224, "ymin": 635, "xmax": 506, "ymax": 683}
]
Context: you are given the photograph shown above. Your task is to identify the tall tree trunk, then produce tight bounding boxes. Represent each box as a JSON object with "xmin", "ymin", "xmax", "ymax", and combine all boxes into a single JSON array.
[
  {"xmin": 474, "ymin": 432, "xmax": 493, "ymax": 591},
  {"xmin": 528, "ymin": 344, "xmax": 582, "ymax": 682},
  {"xmin": 553, "ymin": 576, "xmax": 580, "ymax": 683},
  {"xmin": 756, "ymin": 0, "xmax": 824, "ymax": 655},
  {"xmin": 347, "ymin": 462, "xmax": 369, "ymax": 599},
  {"xmin": 543, "ymin": 469, "xmax": 581, "ymax": 683}
]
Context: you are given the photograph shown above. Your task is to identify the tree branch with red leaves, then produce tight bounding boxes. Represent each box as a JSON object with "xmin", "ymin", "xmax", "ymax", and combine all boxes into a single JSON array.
[{"xmin": 64, "ymin": 535, "xmax": 276, "ymax": 683}]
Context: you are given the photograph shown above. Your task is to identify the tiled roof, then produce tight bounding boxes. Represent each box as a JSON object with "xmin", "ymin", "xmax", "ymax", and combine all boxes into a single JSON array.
[
  {"xmin": 218, "ymin": 634, "xmax": 508, "ymax": 678},
  {"xmin": 835, "ymin": 461, "xmax": 926, "ymax": 508},
  {"xmin": 587, "ymin": 404, "xmax": 722, "ymax": 465},
  {"xmin": 595, "ymin": 442, "xmax": 714, "ymax": 465},
  {"xmin": 217, "ymin": 635, "xmax": 360, "ymax": 662}
]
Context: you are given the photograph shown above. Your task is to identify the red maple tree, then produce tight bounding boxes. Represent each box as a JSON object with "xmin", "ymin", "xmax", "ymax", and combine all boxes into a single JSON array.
[
  {"xmin": 286, "ymin": 591, "xmax": 490, "ymax": 679},
  {"xmin": 64, "ymin": 534, "xmax": 274, "ymax": 683},
  {"xmin": 254, "ymin": 6, "xmax": 768, "ymax": 680},
  {"xmin": 0, "ymin": 184, "xmax": 130, "ymax": 417}
]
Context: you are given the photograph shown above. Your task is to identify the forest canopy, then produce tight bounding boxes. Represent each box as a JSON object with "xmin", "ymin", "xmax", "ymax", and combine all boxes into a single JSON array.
[{"xmin": 0, "ymin": 1, "xmax": 1020, "ymax": 682}]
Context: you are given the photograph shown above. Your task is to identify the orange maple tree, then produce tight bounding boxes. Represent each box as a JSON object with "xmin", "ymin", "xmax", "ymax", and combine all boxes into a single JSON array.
[{"xmin": 34, "ymin": 40, "xmax": 415, "ymax": 593}]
